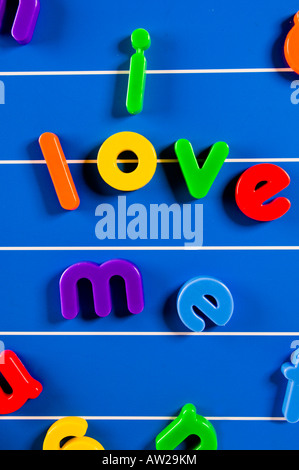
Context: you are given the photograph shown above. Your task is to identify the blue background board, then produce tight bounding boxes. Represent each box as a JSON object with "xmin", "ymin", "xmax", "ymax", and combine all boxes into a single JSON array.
[{"xmin": 0, "ymin": 0, "xmax": 298, "ymax": 450}]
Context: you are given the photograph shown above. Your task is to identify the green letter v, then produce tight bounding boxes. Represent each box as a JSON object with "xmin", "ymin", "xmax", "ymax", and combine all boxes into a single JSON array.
[{"xmin": 174, "ymin": 139, "xmax": 229, "ymax": 199}]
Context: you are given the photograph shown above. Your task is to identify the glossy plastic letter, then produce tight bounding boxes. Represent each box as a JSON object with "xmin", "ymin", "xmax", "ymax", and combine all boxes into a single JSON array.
[
  {"xmin": 126, "ymin": 29, "xmax": 151, "ymax": 115},
  {"xmin": 60, "ymin": 259, "xmax": 144, "ymax": 319},
  {"xmin": 282, "ymin": 349, "xmax": 299, "ymax": 423},
  {"xmin": 177, "ymin": 277, "xmax": 234, "ymax": 332},
  {"xmin": 0, "ymin": 350, "xmax": 42, "ymax": 414},
  {"xmin": 235, "ymin": 164, "xmax": 291, "ymax": 221},
  {"xmin": 174, "ymin": 139, "xmax": 229, "ymax": 199},
  {"xmin": 0, "ymin": 0, "xmax": 40, "ymax": 44},
  {"xmin": 43, "ymin": 417, "xmax": 104, "ymax": 450},
  {"xmin": 39, "ymin": 132, "xmax": 80, "ymax": 210},
  {"xmin": 97, "ymin": 131, "xmax": 157, "ymax": 191},
  {"xmin": 156, "ymin": 404, "xmax": 217, "ymax": 450},
  {"xmin": 285, "ymin": 12, "xmax": 299, "ymax": 74}
]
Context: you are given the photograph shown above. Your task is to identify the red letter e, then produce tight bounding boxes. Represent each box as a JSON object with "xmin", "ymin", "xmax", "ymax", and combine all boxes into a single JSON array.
[{"xmin": 235, "ymin": 164, "xmax": 291, "ymax": 222}]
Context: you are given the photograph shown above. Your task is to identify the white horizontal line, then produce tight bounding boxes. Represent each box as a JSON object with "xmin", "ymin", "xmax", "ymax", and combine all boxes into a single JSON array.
[
  {"xmin": 0, "ymin": 416, "xmax": 285, "ymax": 421},
  {"xmin": 0, "ymin": 246, "xmax": 298, "ymax": 251},
  {"xmin": 0, "ymin": 70, "xmax": 131, "ymax": 76},
  {"xmin": 147, "ymin": 68, "xmax": 293, "ymax": 74},
  {"xmin": 0, "ymin": 158, "xmax": 299, "ymax": 164},
  {"xmin": 224, "ymin": 158, "xmax": 299, "ymax": 163},
  {"xmin": 0, "ymin": 332, "xmax": 298, "ymax": 337},
  {"xmin": 0, "ymin": 68, "xmax": 293, "ymax": 77}
]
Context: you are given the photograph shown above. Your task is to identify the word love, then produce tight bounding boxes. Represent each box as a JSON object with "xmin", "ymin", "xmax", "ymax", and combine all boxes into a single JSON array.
[{"xmin": 39, "ymin": 131, "xmax": 291, "ymax": 223}]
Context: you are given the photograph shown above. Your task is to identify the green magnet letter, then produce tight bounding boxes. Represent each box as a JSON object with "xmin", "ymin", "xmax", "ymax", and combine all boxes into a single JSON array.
[
  {"xmin": 126, "ymin": 28, "xmax": 151, "ymax": 115},
  {"xmin": 174, "ymin": 139, "xmax": 229, "ymax": 199},
  {"xmin": 155, "ymin": 404, "xmax": 218, "ymax": 451}
]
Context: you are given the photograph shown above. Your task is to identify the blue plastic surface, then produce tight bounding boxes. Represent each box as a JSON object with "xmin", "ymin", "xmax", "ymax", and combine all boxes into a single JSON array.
[{"xmin": 0, "ymin": 0, "xmax": 298, "ymax": 450}]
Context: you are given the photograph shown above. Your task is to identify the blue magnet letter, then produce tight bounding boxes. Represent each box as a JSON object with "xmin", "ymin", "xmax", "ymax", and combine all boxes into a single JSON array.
[
  {"xmin": 282, "ymin": 348, "xmax": 299, "ymax": 423},
  {"xmin": 177, "ymin": 277, "xmax": 234, "ymax": 332}
]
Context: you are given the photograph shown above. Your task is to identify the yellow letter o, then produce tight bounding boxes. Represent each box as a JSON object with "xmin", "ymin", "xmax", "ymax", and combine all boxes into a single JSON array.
[{"xmin": 97, "ymin": 131, "xmax": 157, "ymax": 191}]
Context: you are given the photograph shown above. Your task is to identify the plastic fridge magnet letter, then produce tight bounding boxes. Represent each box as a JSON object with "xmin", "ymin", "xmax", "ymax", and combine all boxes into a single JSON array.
[
  {"xmin": 97, "ymin": 131, "xmax": 157, "ymax": 191},
  {"xmin": 59, "ymin": 259, "xmax": 144, "ymax": 319},
  {"xmin": 126, "ymin": 28, "xmax": 151, "ymax": 115},
  {"xmin": 284, "ymin": 12, "xmax": 299, "ymax": 74},
  {"xmin": 291, "ymin": 346, "xmax": 299, "ymax": 365},
  {"xmin": 0, "ymin": 350, "xmax": 42, "ymax": 414},
  {"xmin": 174, "ymin": 140, "xmax": 229, "ymax": 199},
  {"xmin": 177, "ymin": 277, "xmax": 234, "ymax": 332},
  {"xmin": 39, "ymin": 132, "xmax": 80, "ymax": 211},
  {"xmin": 156, "ymin": 404, "xmax": 217, "ymax": 450},
  {"xmin": 235, "ymin": 164, "xmax": 291, "ymax": 222},
  {"xmin": 282, "ymin": 348, "xmax": 299, "ymax": 423},
  {"xmin": 43, "ymin": 417, "xmax": 104, "ymax": 450},
  {"xmin": 0, "ymin": 0, "xmax": 40, "ymax": 45}
]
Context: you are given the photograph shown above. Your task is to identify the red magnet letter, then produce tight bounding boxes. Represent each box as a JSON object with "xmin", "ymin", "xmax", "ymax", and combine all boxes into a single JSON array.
[
  {"xmin": 235, "ymin": 164, "xmax": 291, "ymax": 222},
  {"xmin": 0, "ymin": 350, "xmax": 42, "ymax": 414}
]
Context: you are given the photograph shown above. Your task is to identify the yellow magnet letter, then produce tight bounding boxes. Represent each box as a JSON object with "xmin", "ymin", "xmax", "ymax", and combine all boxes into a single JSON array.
[
  {"xmin": 97, "ymin": 131, "xmax": 157, "ymax": 191},
  {"xmin": 43, "ymin": 417, "xmax": 104, "ymax": 450}
]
